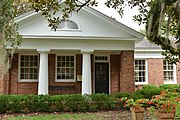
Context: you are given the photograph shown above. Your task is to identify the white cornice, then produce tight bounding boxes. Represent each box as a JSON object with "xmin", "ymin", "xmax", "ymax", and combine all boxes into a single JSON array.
[
  {"xmin": 135, "ymin": 49, "xmax": 163, "ymax": 52},
  {"xmin": 22, "ymin": 35, "xmax": 140, "ymax": 41}
]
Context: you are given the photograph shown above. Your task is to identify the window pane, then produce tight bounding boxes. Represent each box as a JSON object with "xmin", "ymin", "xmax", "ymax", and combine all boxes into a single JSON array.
[
  {"xmin": 134, "ymin": 60, "xmax": 146, "ymax": 83},
  {"xmin": 57, "ymin": 55, "xmax": 75, "ymax": 80},
  {"xmin": 20, "ymin": 55, "xmax": 39, "ymax": 80},
  {"xmin": 163, "ymin": 60, "xmax": 174, "ymax": 82}
]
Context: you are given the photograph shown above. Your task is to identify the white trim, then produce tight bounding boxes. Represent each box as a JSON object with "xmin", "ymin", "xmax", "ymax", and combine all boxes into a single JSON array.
[
  {"xmin": 135, "ymin": 49, "xmax": 163, "ymax": 52},
  {"xmin": 164, "ymin": 62, "xmax": 177, "ymax": 84},
  {"xmin": 93, "ymin": 54, "xmax": 111, "ymax": 94},
  {"xmin": 18, "ymin": 53, "xmax": 39, "ymax": 82},
  {"xmin": 21, "ymin": 35, "xmax": 141, "ymax": 41},
  {"xmin": 134, "ymin": 59, "xmax": 148, "ymax": 85},
  {"xmin": 55, "ymin": 54, "xmax": 76, "ymax": 82}
]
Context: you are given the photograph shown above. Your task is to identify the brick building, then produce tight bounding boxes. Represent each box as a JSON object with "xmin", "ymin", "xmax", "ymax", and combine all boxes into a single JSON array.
[
  {"xmin": 134, "ymin": 38, "xmax": 180, "ymax": 89},
  {"xmin": 1, "ymin": 3, "xmax": 178, "ymax": 95},
  {"xmin": 0, "ymin": 4, "xmax": 144, "ymax": 95}
]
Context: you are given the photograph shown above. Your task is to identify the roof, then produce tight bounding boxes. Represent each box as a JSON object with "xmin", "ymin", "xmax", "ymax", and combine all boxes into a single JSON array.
[{"xmin": 135, "ymin": 37, "xmax": 161, "ymax": 49}]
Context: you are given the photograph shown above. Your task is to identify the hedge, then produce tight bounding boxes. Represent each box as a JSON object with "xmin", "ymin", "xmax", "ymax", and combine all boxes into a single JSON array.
[
  {"xmin": 0, "ymin": 85, "xmax": 168, "ymax": 114},
  {"xmin": 0, "ymin": 94, "xmax": 119, "ymax": 114}
]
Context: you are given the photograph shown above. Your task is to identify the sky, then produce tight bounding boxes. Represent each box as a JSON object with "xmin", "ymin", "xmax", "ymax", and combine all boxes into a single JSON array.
[{"xmin": 93, "ymin": 1, "xmax": 145, "ymax": 31}]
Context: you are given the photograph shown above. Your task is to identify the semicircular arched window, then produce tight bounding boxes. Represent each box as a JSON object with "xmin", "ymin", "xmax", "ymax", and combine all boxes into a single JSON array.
[{"xmin": 57, "ymin": 20, "xmax": 80, "ymax": 30}]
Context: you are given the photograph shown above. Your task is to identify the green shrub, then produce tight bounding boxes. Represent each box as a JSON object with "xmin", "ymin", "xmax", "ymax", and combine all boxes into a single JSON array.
[
  {"xmin": 142, "ymin": 84, "xmax": 158, "ymax": 89},
  {"xmin": 90, "ymin": 93, "xmax": 116, "ymax": 111},
  {"xmin": 112, "ymin": 92, "xmax": 131, "ymax": 99},
  {"xmin": 159, "ymin": 84, "xmax": 180, "ymax": 92},
  {"xmin": 26, "ymin": 95, "xmax": 54, "ymax": 112},
  {"xmin": 0, "ymin": 94, "xmax": 119, "ymax": 114},
  {"xmin": 132, "ymin": 87, "xmax": 161, "ymax": 100},
  {"xmin": 62, "ymin": 94, "xmax": 90, "ymax": 112},
  {"xmin": 0, "ymin": 95, "xmax": 10, "ymax": 113},
  {"xmin": 140, "ymin": 88, "xmax": 161, "ymax": 99},
  {"xmin": 131, "ymin": 90, "xmax": 144, "ymax": 100},
  {"xmin": 8, "ymin": 95, "xmax": 28, "ymax": 113}
]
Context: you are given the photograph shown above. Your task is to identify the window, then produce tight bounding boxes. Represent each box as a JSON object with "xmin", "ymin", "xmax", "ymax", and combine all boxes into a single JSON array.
[
  {"xmin": 95, "ymin": 55, "xmax": 109, "ymax": 62},
  {"xmin": 57, "ymin": 20, "xmax": 79, "ymax": 30},
  {"xmin": 163, "ymin": 60, "xmax": 176, "ymax": 83},
  {"xmin": 56, "ymin": 55, "xmax": 75, "ymax": 82},
  {"xmin": 19, "ymin": 55, "xmax": 39, "ymax": 81},
  {"xmin": 134, "ymin": 60, "xmax": 148, "ymax": 84}
]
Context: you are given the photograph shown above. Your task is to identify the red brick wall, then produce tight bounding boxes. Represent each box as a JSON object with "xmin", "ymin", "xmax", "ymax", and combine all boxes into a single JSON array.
[
  {"xmin": 0, "ymin": 65, "xmax": 4, "ymax": 94},
  {"xmin": 147, "ymin": 59, "xmax": 164, "ymax": 85},
  {"xmin": 9, "ymin": 54, "xmax": 38, "ymax": 94},
  {"xmin": 176, "ymin": 63, "xmax": 180, "ymax": 84},
  {"xmin": 110, "ymin": 55, "xmax": 120, "ymax": 93},
  {"xmin": 0, "ymin": 80, "xmax": 3, "ymax": 94},
  {"xmin": 5, "ymin": 52, "xmax": 136, "ymax": 95},
  {"xmin": 119, "ymin": 51, "xmax": 135, "ymax": 93},
  {"xmin": 49, "ymin": 54, "xmax": 81, "ymax": 95}
]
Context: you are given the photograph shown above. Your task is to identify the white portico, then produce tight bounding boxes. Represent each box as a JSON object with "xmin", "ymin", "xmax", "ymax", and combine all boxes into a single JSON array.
[{"xmin": 13, "ymin": 2, "xmax": 144, "ymax": 95}]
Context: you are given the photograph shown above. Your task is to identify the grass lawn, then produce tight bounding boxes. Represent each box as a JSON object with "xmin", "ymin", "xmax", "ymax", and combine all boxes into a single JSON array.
[
  {"xmin": 2, "ymin": 104, "xmax": 180, "ymax": 120},
  {"xmin": 5, "ymin": 113, "xmax": 97, "ymax": 120},
  {"xmin": 2, "ymin": 111, "xmax": 155, "ymax": 120}
]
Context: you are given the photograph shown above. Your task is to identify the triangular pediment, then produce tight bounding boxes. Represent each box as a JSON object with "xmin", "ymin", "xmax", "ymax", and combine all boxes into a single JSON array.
[{"xmin": 15, "ymin": 4, "xmax": 144, "ymax": 41}]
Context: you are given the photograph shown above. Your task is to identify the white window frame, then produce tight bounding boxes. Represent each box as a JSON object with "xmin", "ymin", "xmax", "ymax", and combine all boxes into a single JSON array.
[
  {"xmin": 55, "ymin": 20, "xmax": 82, "ymax": 31},
  {"xmin": 55, "ymin": 54, "xmax": 76, "ymax": 82},
  {"xmin": 163, "ymin": 60, "xmax": 177, "ymax": 84},
  {"xmin": 18, "ymin": 54, "xmax": 39, "ymax": 82},
  {"xmin": 134, "ymin": 59, "xmax": 148, "ymax": 85}
]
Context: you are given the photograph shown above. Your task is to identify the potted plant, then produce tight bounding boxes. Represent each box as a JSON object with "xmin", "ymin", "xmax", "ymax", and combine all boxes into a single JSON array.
[
  {"xmin": 154, "ymin": 101, "xmax": 176, "ymax": 120},
  {"xmin": 125, "ymin": 98, "xmax": 149, "ymax": 120},
  {"xmin": 151, "ymin": 91, "xmax": 177, "ymax": 120}
]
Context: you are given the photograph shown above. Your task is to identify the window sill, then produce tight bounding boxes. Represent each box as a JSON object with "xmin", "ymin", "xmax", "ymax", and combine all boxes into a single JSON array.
[
  {"xmin": 18, "ymin": 79, "xmax": 38, "ymax": 82},
  {"xmin": 55, "ymin": 79, "xmax": 76, "ymax": 82},
  {"xmin": 135, "ymin": 82, "xmax": 148, "ymax": 85},
  {"xmin": 164, "ymin": 81, "xmax": 177, "ymax": 84}
]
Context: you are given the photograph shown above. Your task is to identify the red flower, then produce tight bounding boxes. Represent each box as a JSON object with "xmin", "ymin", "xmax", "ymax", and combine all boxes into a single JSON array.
[{"xmin": 176, "ymin": 98, "xmax": 180, "ymax": 102}]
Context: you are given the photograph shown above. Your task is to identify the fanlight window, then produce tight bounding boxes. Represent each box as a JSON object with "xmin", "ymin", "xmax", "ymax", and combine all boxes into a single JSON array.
[{"xmin": 57, "ymin": 20, "xmax": 79, "ymax": 30}]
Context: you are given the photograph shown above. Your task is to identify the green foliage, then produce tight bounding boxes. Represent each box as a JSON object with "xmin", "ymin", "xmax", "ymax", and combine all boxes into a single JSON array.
[
  {"xmin": 132, "ymin": 87, "xmax": 161, "ymax": 100},
  {"xmin": 90, "ymin": 93, "xmax": 116, "ymax": 111},
  {"xmin": 0, "ymin": 94, "xmax": 118, "ymax": 114},
  {"xmin": 0, "ymin": 95, "xmax": 10, "ymax": 113},
  {"xmin": 131, "ymin": 90, "xmax": 144, "ymax": 100},
  {"xmin": 142, "ymin": 84, "xmax": 158, "ymax": 89},
  {"xmin": 159, "ymin": 84, "xmax": 180, "ymax": 92},
  {"xmin": 61, "ymin": 94, "xmax": 90, "ymax": 112},
  {"xmin": 0, "ymin": 0, "xmax": 22, "ymax": 74},
  {"xmin": 112, "ymin": 92, "xmax": 131, "ymax": 99}
]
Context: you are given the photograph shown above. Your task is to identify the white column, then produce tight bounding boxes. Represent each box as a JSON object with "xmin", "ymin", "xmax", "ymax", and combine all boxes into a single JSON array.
[
  {"xmin": 82, "ymin": 51, "xmax": 92, "ymax": 95},
  {"xmin": 38, "ymin": 51, "xmax": 49, "ymax": 95}
]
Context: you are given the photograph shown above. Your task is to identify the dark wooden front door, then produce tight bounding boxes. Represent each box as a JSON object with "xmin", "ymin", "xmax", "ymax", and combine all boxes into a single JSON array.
[{"xmin": 95, "ymin": 63, "xmax": 109, "ymax": 94}]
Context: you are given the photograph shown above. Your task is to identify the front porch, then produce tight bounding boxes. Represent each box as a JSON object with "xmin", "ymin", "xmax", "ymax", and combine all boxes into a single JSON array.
[{"xmin": 3, "ymin": 50, "xmax": 135, "ymax": 95}]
